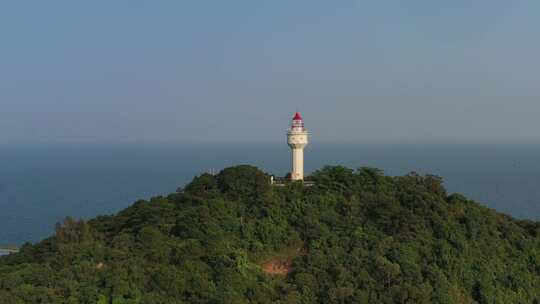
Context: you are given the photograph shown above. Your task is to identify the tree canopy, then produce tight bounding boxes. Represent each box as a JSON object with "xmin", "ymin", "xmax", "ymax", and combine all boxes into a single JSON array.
[{"xmin": 1, "ymin": 165, "xmax": 540, "ymax": 303}]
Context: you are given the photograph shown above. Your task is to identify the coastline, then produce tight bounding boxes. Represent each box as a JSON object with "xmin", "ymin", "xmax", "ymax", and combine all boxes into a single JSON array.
[{"xmin": 0, "ymin": 246, "xmax": 19, "ymax": 256}]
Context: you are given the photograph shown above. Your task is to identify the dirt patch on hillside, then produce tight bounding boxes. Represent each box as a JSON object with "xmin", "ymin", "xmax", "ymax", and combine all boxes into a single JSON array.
[
  {"xmin": 261, "ymin": 247, "xmax": 305, "ymax": 276},
  {"xmin": 262, "ymin": 258, "xmax": 294, "ymax": 275}
]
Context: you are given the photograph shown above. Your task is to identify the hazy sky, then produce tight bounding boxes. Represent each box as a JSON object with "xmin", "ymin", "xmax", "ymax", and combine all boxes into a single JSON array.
[{"xmin": 1, "ymin": 1, "xmax": 539, "ymax": 145}]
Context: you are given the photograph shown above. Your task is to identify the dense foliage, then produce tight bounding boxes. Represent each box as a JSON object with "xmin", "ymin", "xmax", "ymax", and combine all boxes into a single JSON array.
[{"xmin": 1, "ymin": 165, "xmax": 540, "ymax": 303}]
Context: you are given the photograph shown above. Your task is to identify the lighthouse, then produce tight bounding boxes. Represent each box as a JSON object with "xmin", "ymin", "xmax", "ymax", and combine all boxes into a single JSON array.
[{"xmin": 287, "ymin": 112, "xmax": 309, "ymax": 181}]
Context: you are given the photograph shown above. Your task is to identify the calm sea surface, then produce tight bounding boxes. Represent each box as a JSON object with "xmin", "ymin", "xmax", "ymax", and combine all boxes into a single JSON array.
[{"xmin": 1, "ymin": 142, "xmax": 540, "ymax": 245}]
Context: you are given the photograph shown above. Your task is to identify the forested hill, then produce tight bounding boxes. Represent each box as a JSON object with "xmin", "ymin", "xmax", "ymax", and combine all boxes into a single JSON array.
[{"xmin": 1, "ymin": 165, "xmax": 540, "ymax": 304}]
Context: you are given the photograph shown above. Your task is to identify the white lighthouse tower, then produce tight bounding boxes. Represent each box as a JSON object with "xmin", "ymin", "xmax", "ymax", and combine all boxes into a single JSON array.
[{"xmin": 287, "ymin": 112, "xmax": 309, "ymax": 181}]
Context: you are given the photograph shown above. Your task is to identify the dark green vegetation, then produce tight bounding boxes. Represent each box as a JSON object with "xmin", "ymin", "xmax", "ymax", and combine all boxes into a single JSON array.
[{"xmin": 2, "ymin": 165, "xmax": 540, "ymax": 304}]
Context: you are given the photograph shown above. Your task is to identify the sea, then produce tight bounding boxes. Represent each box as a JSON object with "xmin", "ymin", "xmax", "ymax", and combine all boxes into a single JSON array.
[{"xmin": 1, "ymin": 142, "xmax": 540, "ymax": 245}]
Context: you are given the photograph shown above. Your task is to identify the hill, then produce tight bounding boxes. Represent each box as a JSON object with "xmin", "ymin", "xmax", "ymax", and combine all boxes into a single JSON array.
[{"xmin": 1, "ymin": 165, "xmax": 540, "ymax": 304}]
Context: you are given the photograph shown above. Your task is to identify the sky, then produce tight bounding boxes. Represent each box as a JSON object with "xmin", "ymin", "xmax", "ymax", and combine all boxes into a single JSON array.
[{"xmin": 1, "ymin": 1, "xmax": 539, "ymax": 145}]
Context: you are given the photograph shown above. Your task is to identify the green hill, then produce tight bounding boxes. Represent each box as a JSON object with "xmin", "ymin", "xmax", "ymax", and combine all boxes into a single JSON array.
[{"xmin": 1, "ymin": 165, "xmax": 540, "ymax": 304}]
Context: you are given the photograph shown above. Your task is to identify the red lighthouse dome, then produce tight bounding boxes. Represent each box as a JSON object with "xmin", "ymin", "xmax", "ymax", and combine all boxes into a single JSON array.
[{"xmin": 290, "ymin": 112, "xmax": 305, "ymax": 130}]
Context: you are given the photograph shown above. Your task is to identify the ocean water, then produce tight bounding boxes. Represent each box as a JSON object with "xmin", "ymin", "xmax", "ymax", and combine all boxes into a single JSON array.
[{"xmin": 1, "ymin": 142, "xmax": 540, "ymax": 245}]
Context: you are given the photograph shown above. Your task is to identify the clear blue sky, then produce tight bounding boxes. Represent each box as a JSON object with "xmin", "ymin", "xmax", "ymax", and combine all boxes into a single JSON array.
[{"xmin": 1, "ymin": 1, "xmax": 539, "ymax": 145}]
